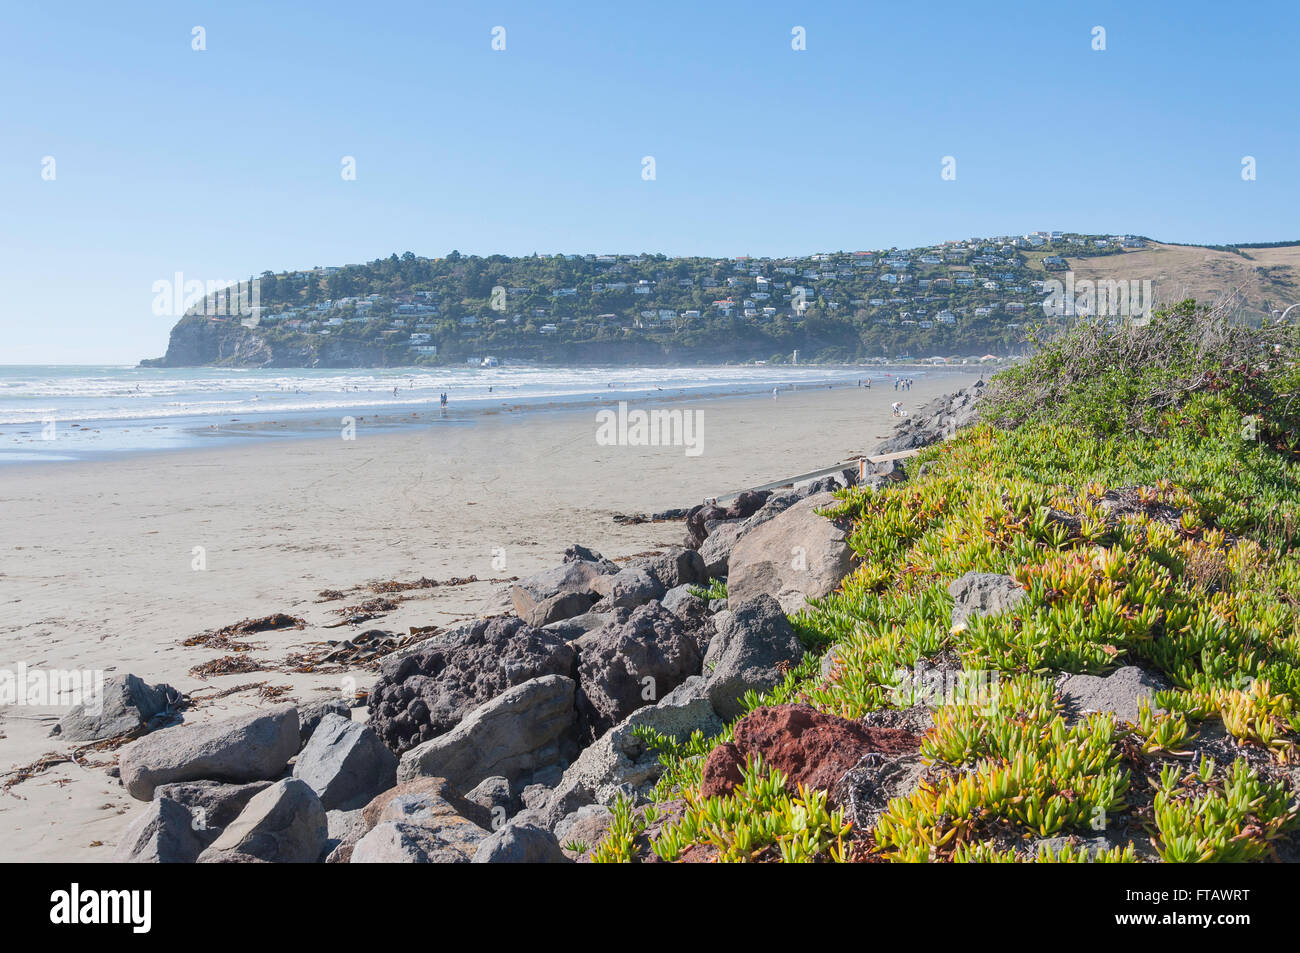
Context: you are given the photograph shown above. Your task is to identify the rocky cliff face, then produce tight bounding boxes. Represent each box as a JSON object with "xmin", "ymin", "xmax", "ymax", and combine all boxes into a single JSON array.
[{"xmin": 141, "ymin": 316, "xmax": 394, "ymax": 368}]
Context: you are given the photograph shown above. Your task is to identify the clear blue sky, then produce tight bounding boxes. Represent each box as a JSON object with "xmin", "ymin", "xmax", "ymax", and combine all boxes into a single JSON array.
[{"xmin": 2, "ymin": 1, "xmax": 1296, "ymax": 362}]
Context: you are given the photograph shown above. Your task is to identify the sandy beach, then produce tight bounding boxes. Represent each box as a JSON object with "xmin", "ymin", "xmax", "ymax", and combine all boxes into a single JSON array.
[{"xmin": 0, "ymin": 371, "xmax": 978, "ymax": 861}]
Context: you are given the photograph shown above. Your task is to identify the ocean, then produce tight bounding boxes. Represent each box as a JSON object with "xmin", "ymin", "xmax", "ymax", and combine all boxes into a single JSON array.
[{"xmin": 0, "ymin": 363, "xmax": 927, "ymax": 463}]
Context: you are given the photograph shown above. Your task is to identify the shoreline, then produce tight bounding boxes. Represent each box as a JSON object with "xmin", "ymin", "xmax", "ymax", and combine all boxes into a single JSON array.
[
  {"xmin": 0, "ymin": 363, "xmax": 983, "ymax": 465},
  {"xmin": 0, "ymin": 372, "xmax": 978, "ymax": 861}
]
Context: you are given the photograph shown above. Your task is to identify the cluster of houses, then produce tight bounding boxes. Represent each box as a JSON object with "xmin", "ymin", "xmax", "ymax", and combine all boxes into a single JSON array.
[{"xmin": 224, "ymin": 232, "xmax": 1145, "ymax": 350}]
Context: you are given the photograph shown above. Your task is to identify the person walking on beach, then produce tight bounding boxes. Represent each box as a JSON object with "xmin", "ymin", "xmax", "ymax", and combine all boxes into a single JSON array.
[{"xmin": 772, "ymin": 386, "xmax": 779, "ymax": 399}]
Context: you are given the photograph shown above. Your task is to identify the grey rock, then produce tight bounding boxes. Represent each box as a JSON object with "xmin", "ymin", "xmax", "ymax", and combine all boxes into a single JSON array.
[
  {"xmin": 350, "ymin": 820, "xmax": 482, "ymax": 863},
  {"xmin": 708, "ymin": 598, "xmax": 728, "ymax": 612},
  {"xmin": 661, "ymin": 584, "xmax": 705, "ymax": 616},
  {"xmin": 322, "ymin": 808, "xmax": 363, "ymax": 861},
  {"xmin": 948, "ymin": 571, "xmax": 1027, "ymax": 630},
  {"xmin": 521, "ymin": 590, "xmax": 596, "ymax": 627},
  {"xmin": 298, "ymin": 697, "xmax": 352, "ymax": 746},
  {"xmin": 542, "ymin": 610, "xmax": 613, "ymax": 640},
  {"xmin": 293, "ymin": 713, "xmax": 397, "ymax": 810},
  {"xmin": 563, "ymin": 544, "xmax": 619, "ymax": 574},
  {"xmin": 526, "ymin": 690, "xmax": 722, "ymax": 830},
  {"xmin": 726, "ymin": 492, "xmax": 857, "ymax": 614},
  {"xmin": 196, "ymin": 778, "xmax": 327, "ymax": 864},
  {"xmin": 465, "ymin": 775, "xmax": 517, "ymax": 820},
  {"xmin": 703, "ymin": 594, "xmax": 805, "ymax": 720},
  {"xmin": 592, "ymin": 567, "xmax": 665, "ymax": 611},
  {"xmin": 1059, "ymin": 666, "xmax": 1169, "ymax": 726},
  {"xmin": 397, "ymin": 675, "xmax": 577, "ymax": 792},
  {"xmin": 112, "ymin": 797, "xmax": 205, "ymax": 863},
  {"xmin": 576, "ymin": 602, "xmax": 702, "ymax": 740},
  {"xmin": 367, "ymin": 615, "xmax": 575, "ymax": 755},
  {"xmin": 152, "ymin": 779, "xmax": 273, "ymax": 844},
  {"xmin": 555, "ymin": 805, "xmax": 613, "ymax": 857},
  {"xmin": 657, "ymin": 674, "xmax": 714, "ymax": 712},
  {"xmin": 632, "ymin": 547, "xmax": 708, "ymax": 590},
  {"xmin": 118, "ymin": 706, "xmax": 300, "ymax": 801},
  {"xmin": 52, "ymin": 674, "xmax": 182, "ymax": 743},
  {"xmin": 329, "ymin": 775, "xmax": 495, "ymax": 861},
  {"xmin": 472, "ymin": 822, "xmax": 569, "ymax": 863},
  {"xmin": 510, "ymin": 561, "xmax": 607, "ymax": 622},
  {"xmin": 348, "ymin": 775, "xmax": 493, "ymax": 862}
]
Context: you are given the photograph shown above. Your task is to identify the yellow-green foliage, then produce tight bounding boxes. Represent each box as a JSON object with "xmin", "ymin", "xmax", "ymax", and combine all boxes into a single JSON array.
[
  {"xmin": 648, "ymin": 757, "xmax": 852, "ymax": 863},
  {"xmin": 632, "ymin": 391, "xmax": 1300, "ymax": 862},
  {"xmin": 1152, "ymin": 759, "xmax": 1294, "ymax": 862}
]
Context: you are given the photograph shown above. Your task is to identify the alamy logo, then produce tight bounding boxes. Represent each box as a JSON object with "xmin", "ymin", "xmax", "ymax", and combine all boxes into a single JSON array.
[
  {"xmin": 0, "ymin": 665, "xmax": 103, "ymax": 712},
  {"xmin": 152, "ymin": 272, "xmax": 262, "ymax": 324},
  {"xmin": 890, "ymin": 663, "xmax": 1000, "ymax": 711},
  {"xmin": 595, "ymin": 401, "xmax": 703, "ymax": 457},
  {"xmin": 49, "ymin": 884, "xmax": 151, "ymax": 933},
  {"xmin": 1041, "ymin": 271, "xmax": 1152, "ymax": 322}
]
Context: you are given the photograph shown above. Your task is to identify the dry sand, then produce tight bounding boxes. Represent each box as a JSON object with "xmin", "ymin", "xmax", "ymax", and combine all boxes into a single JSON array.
[{"xmin": 0, "ymin": 371, "xmax": 978, "ymax": 861}]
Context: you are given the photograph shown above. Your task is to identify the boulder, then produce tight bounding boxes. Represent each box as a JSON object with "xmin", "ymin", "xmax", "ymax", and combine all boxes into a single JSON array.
[
  {"xmin": 322, "ymin": 808, "xmax": 363, "ymax": 861},
  {"xmin": 297, "ymin": 697, "xmax": 352, "ymax": 745},
  {"xmin": 1059, "ymin": 666, "xmax": 1169, "ymax": 726},
  {"xmin": 697, "ymin": 522, "xmax": 746, "ymax": 577},
  {"xmin": 196, "ymin": 778, "xmax": 327, "ymax": 864},
  {"xmin": 631, "ymin": 547, "xmax": 708, "ymax": 591},
  {"xmin": 520, "ymin": 591, "xmax": 596, "ymax": 628},
  {"xmin": 367, "ymin": 616, "xmax": 575, "ymax": 755},
  {"xmin": 151, "ymin": 779, "xmax": 273, "ymax": 844},
  {"xmin": 465, "ymin": 775, "xmax": 517, "ymax": 824},
  {"xmin": 510, "ymin": 561, "xmax": 607, "ymax": 624},
  {"xmin": 542, "ymin": 611, "xmax": 613, "ymax": 641},
  {"xmin": 351, "ymin": 820, "xmax": 482, "ymax": 863},
  {"xmin": 592, "ymin": 567, "xmax": 664, "ymax": 611},
  {"xmin": 661, "ymin": 584, "xmax": 705, "ymax": 617},
  {"xmin": 700, "ymin": 704, "xmax": 921, "ymax": 799},
  {"xmin": 685, "ymin": 491, "xmax": 769, "ymax": 548},
  {"xmin": 554, "ymin": 804, "xmax": 613, "ymax": 852},
  {"xmin": 948, "ymin": 571, "xmax": 1027, "ymax": 631},
  {"xmin": 112, "ymin": 797, "xmax": 205, "ymax": 863},
  {"xmin": 397, "ymin": 675, "xmax": 577, "ymax": 792},
  {"xmin": 293, "ymin": 713, "xmax": 397, "ymax": 810},
  {"xmin": 563, "ymin": 544, "xmax": 618, "ymax": 574},
  {"xmin": 51, "ymin": 674, "xmax": 182, "ymax": 743},
  {"xmin": 726, "ymin": 492, "xmax": 856, "ymax": 614},
  {"xmin": 576, "ymin": 603, "xmax": 702, "ymax": 739},
  {"xmin": 118, "ymin": 706, "xmax": 300, "ymax": 801},
  {"xmin": 702, "ymin": 595, "xmax": 804, "ymax": 720},
  {"xmin": 361, "ymin": 776, "xmax": 492, "ymax": 830},
  {"xmin": 524, "ymin": 689, "xmax": 722, "ymax": 830},
  {"xmin": 472, "ymin": 823, "xmax": 568, "ymax": 863}
]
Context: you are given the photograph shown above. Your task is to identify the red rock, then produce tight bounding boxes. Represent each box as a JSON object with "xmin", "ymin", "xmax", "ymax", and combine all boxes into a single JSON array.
[{"xmin": 699, "ymin": 704, "xmax": 920, "ymax": 799}]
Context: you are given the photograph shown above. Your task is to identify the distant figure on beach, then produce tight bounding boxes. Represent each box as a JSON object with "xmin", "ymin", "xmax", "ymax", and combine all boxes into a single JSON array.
[
  {"xmin": 865, "ymin": 378, "xmax": 871, "ymax": 388},
  {"xmin": 440, "ymin": 392, "xmax": 447, "ymax": 406},
  {"xmin": 772, "ymin": 386, "xmax": 779, "ymax": 399},
  {"xmin": 393, "ymin": 387, "xmax": 399, "ymax": 397},
  {"xmin": 891, "ymin": 401, "xmax": 904, "ymax": 417}
]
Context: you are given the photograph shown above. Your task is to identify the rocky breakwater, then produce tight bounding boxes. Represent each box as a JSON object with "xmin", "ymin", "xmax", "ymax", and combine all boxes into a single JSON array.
[
  {"xmin": 873, "ymin": 379, "xmax": 985, "ymax": 455},
  {"xmin": 100, "ymin": 462, "xmax": 877, "ymax": 862}
]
